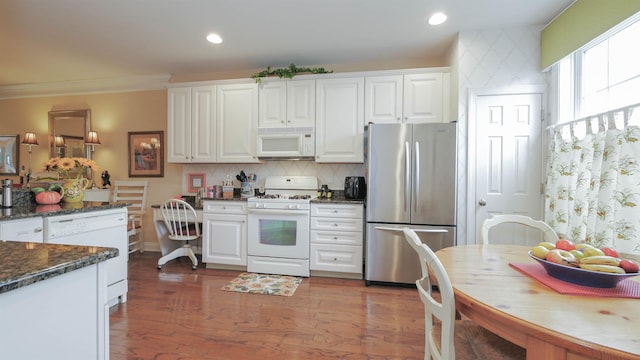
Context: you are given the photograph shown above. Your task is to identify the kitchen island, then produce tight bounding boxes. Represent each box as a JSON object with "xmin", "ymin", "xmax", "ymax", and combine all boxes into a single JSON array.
[{"xmin": 0, "ymin": 241, "xmax": 118, "ymax": 360}]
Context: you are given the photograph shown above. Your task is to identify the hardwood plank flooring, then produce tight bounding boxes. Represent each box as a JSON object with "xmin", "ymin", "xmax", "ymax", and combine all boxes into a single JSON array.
[{"xmin": 110, "ymin": 252, "xmax": 425, "ymax": 360}]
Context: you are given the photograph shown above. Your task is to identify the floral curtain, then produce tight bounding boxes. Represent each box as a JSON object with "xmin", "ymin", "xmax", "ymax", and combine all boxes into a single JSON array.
[{"xmin": 545, "ymin": 105, "xmax": 640, "ymax": 255}]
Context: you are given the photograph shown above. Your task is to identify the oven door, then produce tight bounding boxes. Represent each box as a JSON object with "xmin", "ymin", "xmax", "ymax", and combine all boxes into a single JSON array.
[{"xmin": 247, "ymin": 208, "xmax": 310, "ymax": 259}]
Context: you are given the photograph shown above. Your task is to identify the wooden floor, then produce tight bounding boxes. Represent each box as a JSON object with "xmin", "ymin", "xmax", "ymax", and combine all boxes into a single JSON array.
[{"xmin": 109, "ymin": 252, "xmax": 425, "ymax": 360}]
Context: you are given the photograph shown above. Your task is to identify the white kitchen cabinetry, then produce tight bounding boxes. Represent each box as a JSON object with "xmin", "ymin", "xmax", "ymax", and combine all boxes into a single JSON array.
[
  {"xmin": 315, "ymin": 77, "xmax": 365, "ymax": 163},
  {"xmin": 259, "ymin": 79, "xmax": 315, "ymax": 129},
  {"xmin": 310, "ymin": 203, "xmax": 363, "ymax": 278},
  {"xmin": 365, "ymin": 72, "xmax": 450, "ymax": 123},
  {"xmin": 216, "ymin": 83, "xmax": 260, "ymax": 163},
  {"xmin": 44, "ymin": 208, "xmax": 128, "ymax": 306},
  {"xmin": 202, "ymin": 200, "xmax": 247, "ymax": 268},
  {"xmin": 0, "ymin": 217, "xmax": 44, "ymax": 242},
  {"xmin": 167, "ymin": 86, "xmax": 217, "ymax": 163}
]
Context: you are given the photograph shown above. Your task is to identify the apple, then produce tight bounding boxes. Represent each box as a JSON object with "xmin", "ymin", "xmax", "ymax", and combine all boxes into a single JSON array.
[
  {"xmin": 546, "ymin": 249, "xmax": 577, "ymax": 266},
  {"xmin": 601, "ymin": 247, "xmax": 620, "ymax": 258},
  {"xmin": 619, "ymin": 259, "xmax": 640, "ymax": 273},
  {"xmin": 555, "ymin": 239, "xmax": 576, "ymax": 251},
  {"xmin": 531, "ymin": 245, "xmax": 550, "ymax": 259},
  {"xmin": 538, "ymin": 242, "xmax": 556, "ymax": 250},
  {"xmin": 582, "ymin": 247, "xmax": 605, "ymax": 257}
]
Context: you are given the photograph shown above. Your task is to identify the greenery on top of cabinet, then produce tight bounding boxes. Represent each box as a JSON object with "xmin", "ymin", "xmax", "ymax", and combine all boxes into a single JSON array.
[{"xmin": 252, "ymin": 64, "xmax": 333, "ymax": 83}]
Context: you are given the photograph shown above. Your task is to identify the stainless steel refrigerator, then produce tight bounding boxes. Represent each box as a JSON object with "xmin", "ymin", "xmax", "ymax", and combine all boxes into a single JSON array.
[{"xmin": 365, "ymin": 122, "xmax": 457, "ymax": 285}]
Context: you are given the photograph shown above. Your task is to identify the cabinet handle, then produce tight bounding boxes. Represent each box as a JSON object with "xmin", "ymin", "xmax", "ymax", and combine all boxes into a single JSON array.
[
  {"xmin": 333, "ymin": 223, "xmax": 338, "ymax": 227},
  {"xmin": 333, "ymin": 258, "xmax": 338, "ymax": 261},
  {"xmin": 34, "ymin": 227, "xmax": 43, "ymax": 233},
  {"xmin": 333, "ymin": 236, "xmax": 338, "ymax": 240}
]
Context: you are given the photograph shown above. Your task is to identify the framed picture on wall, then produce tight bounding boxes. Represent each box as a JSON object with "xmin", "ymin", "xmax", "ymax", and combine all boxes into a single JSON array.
[
  {"xmin": 188, "ymin": 173, "xmax": 206, "ymax": 193},
  {"xmin": 0, "ymin": 135, "xmax": 19, "ymax": 175},
  {"xmin": 128, "ymin": 131, "xmax": 164, "ymax": 177}
]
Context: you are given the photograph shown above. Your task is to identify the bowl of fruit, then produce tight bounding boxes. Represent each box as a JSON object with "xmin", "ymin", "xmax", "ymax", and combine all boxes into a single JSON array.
[{"xmin": 529, "ymin": 240, "xmax": 640, "ymax": 288}]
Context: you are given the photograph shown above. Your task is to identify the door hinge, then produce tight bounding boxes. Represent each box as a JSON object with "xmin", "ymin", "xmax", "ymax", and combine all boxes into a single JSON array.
[
  {"xmin": 540, "ymin": 182, "xmax": 545, "ymax": 194},
  {"xmin": 540, "ymin": 109, "xmax": 545, "ymax": 122}
]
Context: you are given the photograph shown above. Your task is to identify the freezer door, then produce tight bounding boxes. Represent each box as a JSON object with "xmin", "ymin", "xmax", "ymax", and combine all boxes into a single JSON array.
[
  {"xmin": 412, "ymin": 123, "xmax": 457, "ymax": 225},
  {"xmin": 366, "ymin": 123, "xmax": 412, "ymax": 223},
  {"xmin": 365, "ymin": 223, "xmax": 455, "ymax": 284}
]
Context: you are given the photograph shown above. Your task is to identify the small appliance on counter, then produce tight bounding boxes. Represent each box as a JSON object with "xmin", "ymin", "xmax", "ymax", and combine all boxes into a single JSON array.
[{"xmin": 344, "ymin": 176, "xmax": 366, "ymax": 200}]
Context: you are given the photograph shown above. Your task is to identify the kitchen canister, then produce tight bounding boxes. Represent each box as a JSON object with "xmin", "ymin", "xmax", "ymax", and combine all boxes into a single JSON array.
[{"xmin": 2, "ymin": 179, "xmax": 13, "ymax": 207}]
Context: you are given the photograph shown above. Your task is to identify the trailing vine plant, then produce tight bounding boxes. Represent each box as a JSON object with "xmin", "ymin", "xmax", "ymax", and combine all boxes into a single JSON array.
[{"xmin": 251, "ymin": 63, "xmax": 333, "ymax": 83}]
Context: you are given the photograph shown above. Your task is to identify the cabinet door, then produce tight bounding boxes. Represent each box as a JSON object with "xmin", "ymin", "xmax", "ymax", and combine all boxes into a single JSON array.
[
  {"xmin": 365, "ymin": 75, "xmax": 403, "ymax": 123},
  {"xmin": 167, "ymin": 87, "xmax": 192, "ymax": 162},
  {"xmin": 0, "ymin": 217, "xmax": 44, "ymax": 242},
  {"xmin": 190, "ymin": 86, "xmax": 217, "ymax": 162},
  {"xmin": 287, "ymin": 80, "xmax": 315, "ymax": 128},
  {"xmin": 315, "ymin": 77, "xmax": 365, "ymax": 163},
  {"xmin": 202, "ymin": 214, "xmax": 247, "ymax": 266},
  {"xmin": 216, "ymin": 83, "xmax": 259, "ymax": 163},
  {"xmin": 403, "ymin": 73, "xmax": 443, "ymax": 123},
  {"xmin": 258, "ymin": 80, "xmax": 286, "ymax": 128}
]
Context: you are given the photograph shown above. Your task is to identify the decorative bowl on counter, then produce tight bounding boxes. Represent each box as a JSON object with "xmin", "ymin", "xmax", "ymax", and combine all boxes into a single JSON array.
[{"xmin": 528, "ymin": 251, "xmax": 639, "ymax": 288}]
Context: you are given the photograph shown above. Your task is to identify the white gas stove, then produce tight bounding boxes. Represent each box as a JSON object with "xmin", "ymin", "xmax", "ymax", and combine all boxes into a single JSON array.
[{"xmin": 246, "ymin": 176, "xmax": 318, "ymax": 277}]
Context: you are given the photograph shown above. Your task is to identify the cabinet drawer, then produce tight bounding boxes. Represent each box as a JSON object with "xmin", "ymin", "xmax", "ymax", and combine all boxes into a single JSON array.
[
  {"xmin": 311, "ymin": 204, "xmax": 362, "ymax": 218},
  {"xmin": 310, "ymin": 244, "xmax": 362, "ymax": 273},
  {"xmin": 203, "ymin": 201, "xmax": 247, "ymax": 214},
  {"xmin": 310, "ymin": 217, "xmax": 363, "ymax": 232},
  {"xmin": 310, "ymin": 229, "xmax": 362, "ymax": 246}
]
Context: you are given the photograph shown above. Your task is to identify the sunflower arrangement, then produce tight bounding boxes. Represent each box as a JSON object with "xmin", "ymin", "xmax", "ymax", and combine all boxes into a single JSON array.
[{"xmin": 43, "ymin": 157, "xmax": 98, "ymax": 180}]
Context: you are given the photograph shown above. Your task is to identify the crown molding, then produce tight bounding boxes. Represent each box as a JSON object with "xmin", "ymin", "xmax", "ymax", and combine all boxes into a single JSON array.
[{"xmin": 0, "ymin": 74, "xmax": 172, "ymax": 100}]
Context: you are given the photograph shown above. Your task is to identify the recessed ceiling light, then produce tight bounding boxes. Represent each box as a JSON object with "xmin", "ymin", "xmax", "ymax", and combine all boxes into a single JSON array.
[
  {"xmin": 428, "ymin": 12, "xmax": 447, "ymax": 26},
  {"xmin": 206, "ymin": 33, "xmax": 223, "ymax": 44}
]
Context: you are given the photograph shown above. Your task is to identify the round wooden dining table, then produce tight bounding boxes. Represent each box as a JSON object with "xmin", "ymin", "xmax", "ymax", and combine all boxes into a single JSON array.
[{"xmin": 435, "ymin": 244, "xmax": 640, "ymax": 360}]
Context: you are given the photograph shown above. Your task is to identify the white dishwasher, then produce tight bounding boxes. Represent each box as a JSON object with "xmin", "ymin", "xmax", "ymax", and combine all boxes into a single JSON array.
[{"xmin": 44, "ymin": 208, "xmax": 129, "ymax": 306}]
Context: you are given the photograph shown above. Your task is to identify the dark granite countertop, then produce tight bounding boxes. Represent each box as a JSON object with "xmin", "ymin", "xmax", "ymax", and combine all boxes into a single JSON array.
[
  {"xmin": 311, "ymin": 191, "xmax": 365, "ymax": 205},
  {"xmin": 0, "ymin": 241, "xmax": 118, "ymax": 294},
  {"xmin": 0, "ymin": 202, "xmax": 129, "ymax": 222}
]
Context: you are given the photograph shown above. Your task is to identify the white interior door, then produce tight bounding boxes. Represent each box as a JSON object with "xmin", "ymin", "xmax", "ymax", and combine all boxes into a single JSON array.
[{"xmin": 474, "ymin": 92, "xmax": 544, "ymax": 244}]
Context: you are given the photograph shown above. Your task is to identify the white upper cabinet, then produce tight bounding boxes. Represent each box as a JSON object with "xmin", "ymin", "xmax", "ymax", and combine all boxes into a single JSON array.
[
  {"xmin": 365, "ymin": 72, "xmax": 450, "ymax": 124},
  {"xmin": 216, "ymin": 83, "xmax": 260, "ymax": 163},
  {"xmin": 315, "ymin": 77, "xmax": 365, "ymax": 163},
  {"xmin": 167, "ymin": 86, "xmax": 217, "ymax": 163},
  {"xmin": 259, "ymin": 79, "xmax": 315, "ymax": 129}
]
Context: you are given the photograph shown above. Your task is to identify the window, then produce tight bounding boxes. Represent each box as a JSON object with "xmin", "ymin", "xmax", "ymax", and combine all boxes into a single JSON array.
[{"xmin": 556, "ymin": 14, "xmax": 640, "ymax": 122}]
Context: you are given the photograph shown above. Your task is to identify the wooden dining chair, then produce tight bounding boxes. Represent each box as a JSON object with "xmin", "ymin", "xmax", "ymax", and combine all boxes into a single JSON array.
[
  {"xmin": 480, "ymin": 214, "xmax": 559, "ymax": 246},
  {"xmin": 403, "ymin": 228, "xmax": 526, "ymax": 360},
  {"xmin": 112, "ymin": 180, "xmax": 149, "ymax": 254},
  {"xmin": 158, "ymin": 199, "xmax": 200, "ymax": 270}
]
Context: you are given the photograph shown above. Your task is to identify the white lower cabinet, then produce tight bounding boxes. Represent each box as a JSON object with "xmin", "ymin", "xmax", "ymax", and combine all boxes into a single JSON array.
[
  {"xmin": 310, "ymin": 203, "xmax": 363, "ymax": 278},
  {"xmin": 0, "ymin": 217, "xmax": 44, "ymax": 242},
  {"xmin": 202, "ymin": 200, "xmax": 247, "ymax": 267}
]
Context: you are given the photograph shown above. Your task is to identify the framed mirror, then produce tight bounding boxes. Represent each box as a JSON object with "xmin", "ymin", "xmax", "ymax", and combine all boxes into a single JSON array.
[{"xmin": 48, "ymin": 109, "xmax": 91, "ymax": 159}]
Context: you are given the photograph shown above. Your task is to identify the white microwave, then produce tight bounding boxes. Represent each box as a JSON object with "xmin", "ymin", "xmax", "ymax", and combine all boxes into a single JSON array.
[{"xmin": 256, "ymin": 128, "xmax": 315, "ymax": 160}]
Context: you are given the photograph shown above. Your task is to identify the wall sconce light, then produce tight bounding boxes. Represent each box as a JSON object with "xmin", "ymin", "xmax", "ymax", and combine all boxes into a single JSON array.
[
  {"xmin": 21, "ymin": 132, "xmax": 39, "ymax": 186},
  {"xmin": 85, "ymin": 131, "xmax": 101, "ymax": 188},
  {"xmin": 54, "ymin": 136, "xmax": 65, "ymax": 157}
]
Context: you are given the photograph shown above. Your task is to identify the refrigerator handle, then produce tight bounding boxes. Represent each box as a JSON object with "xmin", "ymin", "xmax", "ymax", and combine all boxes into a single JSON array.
[
  {"xmin": 405, "ymin": 141, "xmax": 411, "ymax": 212},
  {"xmin": 414, "ymin": 141, "xmax": 420, "ymax": 213}
]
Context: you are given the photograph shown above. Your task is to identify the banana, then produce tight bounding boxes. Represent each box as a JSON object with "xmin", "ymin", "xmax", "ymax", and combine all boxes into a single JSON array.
[
  {"xmin": 575, "ymin": 243, "xmax": 595, "ymax": 250},
  {"xmin": 579, "ymin": 255, "xmax": 621, "ymax": 266},
  {"xmin": 579, "ymin": 263, "xmax": 626, "ymax": 274}
]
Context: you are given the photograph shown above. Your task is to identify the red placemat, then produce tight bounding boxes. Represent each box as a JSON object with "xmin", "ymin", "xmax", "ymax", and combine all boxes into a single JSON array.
[{"xmin": 509, "ymin": 262, "xmax": 640, "ymax": 298}]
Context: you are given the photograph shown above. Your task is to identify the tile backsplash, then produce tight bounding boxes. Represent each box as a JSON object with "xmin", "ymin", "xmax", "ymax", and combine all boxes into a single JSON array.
[{"xmin": 184, "ymin": 161, "xmax": 364, "ymax": 191}]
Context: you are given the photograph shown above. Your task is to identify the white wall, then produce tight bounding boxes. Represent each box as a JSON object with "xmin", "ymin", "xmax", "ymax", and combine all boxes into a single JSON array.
[{"xmin": 456, "ymin": 25, "xmax": 547, "ymax": 245}]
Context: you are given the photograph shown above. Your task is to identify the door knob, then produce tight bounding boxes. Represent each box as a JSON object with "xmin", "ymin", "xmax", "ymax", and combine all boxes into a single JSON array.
[{"xmin": 478, "ymin": 199, "xmax": 487, "ymax": 206}]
